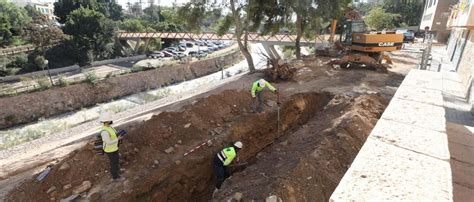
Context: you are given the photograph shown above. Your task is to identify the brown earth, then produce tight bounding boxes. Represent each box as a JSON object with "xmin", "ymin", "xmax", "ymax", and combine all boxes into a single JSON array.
[
  {"xmin": 0, "ymin": 50, "xmax": 242, "ymax": 129},
  {"xmin": 6, "ymin": 90, "xmax": 332, "ymax": 201},
  {"xmin": 214, "ymin": 93, "xmax": 388, "ymax": 201},
  {"xmin": 4, "ymin": 48, "xmax": 419, "ymax": 201}
]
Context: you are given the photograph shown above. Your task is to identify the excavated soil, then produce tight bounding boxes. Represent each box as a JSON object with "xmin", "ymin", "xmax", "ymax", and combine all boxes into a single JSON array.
[
  {"xmin": 6, "ymin": 90, "xmax": 332, "ymax": 201},
  {"xmin": 214, "ymin": 93, "xmax": 388, "ymax": 201}
]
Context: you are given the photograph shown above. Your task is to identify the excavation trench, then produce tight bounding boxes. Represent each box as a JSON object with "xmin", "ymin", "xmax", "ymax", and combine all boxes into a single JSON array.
[{"xmin": 7, "ymin": 90, "xmax": 332, "ymax": 201}]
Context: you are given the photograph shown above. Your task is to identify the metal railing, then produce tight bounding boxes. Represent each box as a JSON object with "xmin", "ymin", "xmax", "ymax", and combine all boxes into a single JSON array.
[{"xmin": 419, "ymin": 34, "xmax": 433, "ymax": 70}]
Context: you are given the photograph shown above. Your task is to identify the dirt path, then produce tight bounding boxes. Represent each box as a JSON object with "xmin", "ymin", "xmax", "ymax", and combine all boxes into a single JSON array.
[{"xmin": 2, "ymin": 50, "xmax": 420, "ymax": 201}]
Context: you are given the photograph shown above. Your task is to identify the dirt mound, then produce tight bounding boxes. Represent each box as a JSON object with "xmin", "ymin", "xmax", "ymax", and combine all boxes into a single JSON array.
[
  {"xmin": 214, "ymin": 93, "xmax": 388, "ymax": 201},
  {"xmin": 6, "ymin": 90, "xmax": 332, "ymax": 201}
]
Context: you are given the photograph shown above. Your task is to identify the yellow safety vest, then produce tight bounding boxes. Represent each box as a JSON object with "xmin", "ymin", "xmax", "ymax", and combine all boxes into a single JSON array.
[
  {"xmin": 217, "ymin": 147, "xmax": 237, "ymax": 166},
  {"xmin": 102, "ymin": 126, "xmax": 118, "ymax": 153}
]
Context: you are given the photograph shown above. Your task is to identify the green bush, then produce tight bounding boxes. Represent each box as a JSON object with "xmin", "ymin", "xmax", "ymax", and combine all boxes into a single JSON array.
[
  {"xmin": 36, "ymin": 76, "xmax": 52, "ymax": 90},
  {"xmin": 85, "ymin": 72, "xmax": 99, "ymax": 85},
  {"xmin": 58, "ymin": 75, "xmax": 69, "ymax": 87}
]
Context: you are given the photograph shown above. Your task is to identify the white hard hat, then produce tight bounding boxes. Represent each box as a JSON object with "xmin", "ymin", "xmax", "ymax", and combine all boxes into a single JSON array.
[
  {"xmin": 258, "ymin": 79, "xmax": 265, "ymax": 87},
  {"xmin": 99, "ymin": 112, "xmax": 113, "ymax": 123},
  {"xmin": 234, "ymin": 141, "xmax": 243, "ymax": 149}
]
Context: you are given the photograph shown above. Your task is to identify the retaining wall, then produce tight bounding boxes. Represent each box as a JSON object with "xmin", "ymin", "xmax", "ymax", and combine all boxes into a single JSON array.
[
  {"xmin": 330, "ymin": 69, "xmax": 453, "ymax": 201},
  {"xmin": 0, "ymin": 50, "xmax": 242, "ymax": 129}
]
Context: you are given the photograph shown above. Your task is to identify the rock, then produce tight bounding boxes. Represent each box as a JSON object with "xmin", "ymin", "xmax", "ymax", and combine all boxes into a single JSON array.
[
  {"xmin": 174, "ymin": 144, "xmax": 179, "ymax": 148},
  {"xmin": 164, "ymin": 147, "xmax": 174, "ymax": 154},
  {"xmin": 267, "ymin": 100, "xmax": 277, "ymax": 107},
  {"xmin": 134, "ymin": 148, "xmax": 139, "ymax": 153},
  {"xmin": 59, "ymin": 163, "xmax": 70, "ymax": 171},
  {"xmin": 233, "ymin": 192, "xmax": 243, "ymax": 201},
  {"xmin": 60, "ymin": 194, "xmax": 79, "ymax": 202},
  {"xmin": 63, "ymin": 184, "xmax": 72, "ymax": 190},
  {"xmin": 177, "ymin": 140, "xmax": 182, "ymax": 144},
  {"xmin": 307, "ymin": 176, "xmax": 312, "ymax": 180},
  {"xmin": 184, "ymin": 123, "xmax": 191, "ymax": 128},
  {"xmin": 154, "ymin": 160, "xmax": 160, "ymax": 165},
  {"xmin": 175, "ymin": 160, "xmax": 181, "ymax": 165},
  {"xmin": 279, "ymin": 140, "xmax": 288, "ymax": 146},
  {"xmin": 72, "ymin": 181, "xmax": 92, "ymax": 195},
  {"xmin": 46, "ymin": 186, "xmax": 56, "ymax": 194},
  {"xmin": 90, "ymin": 192, "xmax": 100, "ymax": 201},
  {"xmin": 265, "ymin": 195, "xmax": 282, "ymax": 202}
]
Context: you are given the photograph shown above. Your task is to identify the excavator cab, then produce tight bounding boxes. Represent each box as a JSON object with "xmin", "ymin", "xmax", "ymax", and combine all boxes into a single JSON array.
[{"xmin": 340, "ymin": 20, "xmax": 367, "ymax": 45}]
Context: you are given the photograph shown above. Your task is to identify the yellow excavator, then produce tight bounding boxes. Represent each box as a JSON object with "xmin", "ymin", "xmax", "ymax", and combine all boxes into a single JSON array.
[{"xmin": 326, "ymin": 8, "xmax": 404, "ymax": 70}]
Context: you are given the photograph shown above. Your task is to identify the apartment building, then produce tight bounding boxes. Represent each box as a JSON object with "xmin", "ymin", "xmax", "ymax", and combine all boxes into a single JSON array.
[
  {"xmin": 446, "ymin": 0, "xmax": 474, "ymax": 112},
  {"xmin": 420, "ymin": 0, "xmax": 458, "ymax": 43}
]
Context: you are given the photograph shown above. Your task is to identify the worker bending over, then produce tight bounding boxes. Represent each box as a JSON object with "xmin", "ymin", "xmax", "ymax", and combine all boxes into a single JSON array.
[
  {"xmin": 99, "ymin": 112, "xmax": 125, "ymax": 182},
  {"xmin": 251, "ymin": 79, "xmax": 278, "ymax": 113},
  {"xmin": 213, "ymin": 141, "xmax": 243, "ymax": 189}
]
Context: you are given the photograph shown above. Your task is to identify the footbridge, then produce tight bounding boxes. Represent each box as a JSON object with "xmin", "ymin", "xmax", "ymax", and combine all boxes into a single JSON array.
[{"xmin": 117, "ymin": 32, "xmax": 320, "ymax": 59}]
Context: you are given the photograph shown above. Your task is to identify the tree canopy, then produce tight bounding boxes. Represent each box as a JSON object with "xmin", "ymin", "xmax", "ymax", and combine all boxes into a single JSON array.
[
  {"xmin": 364, "ymin": 7, "xmax": 399, "ymax": 30},
  {"xmin": 0, "ymin": 0, "xmax": 31, "ymax": 46},
  {"xmin": 63, "ymin": 7, "xmax": 114, "ymax": 65},
  {"xmin": 54, "ymin": 0, "xmax": 122, "ymax": 24}
]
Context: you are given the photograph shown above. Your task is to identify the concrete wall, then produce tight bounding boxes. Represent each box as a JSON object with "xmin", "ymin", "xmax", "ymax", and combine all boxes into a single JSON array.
[
  {"xmin": 0, "ymin": 50, "xmax": 242, "ymax": 129},
  {"xmin": 0, "ymin": 65, "xmax": 80, "ymax": 83},
  {"xmin": 90, "ymin": 55, "xmax": 146, "ymax": 66},
  {"xmin": 455, "ymin": 30, "xmax": 474, "ymax": 111}
]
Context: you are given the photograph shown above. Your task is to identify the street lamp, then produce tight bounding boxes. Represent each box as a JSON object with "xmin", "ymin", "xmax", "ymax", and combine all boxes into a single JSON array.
[{"xmin": 44, "ymin": 59, "xmax": 54, "ymax": 86}]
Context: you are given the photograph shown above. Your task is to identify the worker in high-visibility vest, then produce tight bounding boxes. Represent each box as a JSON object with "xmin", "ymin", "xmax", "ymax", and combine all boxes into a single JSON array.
[
  {"xmin": 99, "ymin": 112, "xmax": 125, "ymax": 182},
  {"xmin": 213, "ymin": 141, "xmax": 243, "ymax": 189},
  {"xmin": 251, "ymin": 79, "xmax": 278, "ymax": 113}
]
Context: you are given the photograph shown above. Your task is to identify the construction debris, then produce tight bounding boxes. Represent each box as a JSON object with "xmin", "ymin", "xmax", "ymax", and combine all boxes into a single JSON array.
[
  {"xmin": 265, "ymin": 195, "xmax": 282, "ymax": 202},
  {"xmin": 60, "ymin": 194, "xmax": 79, "ymax": 202},
  {"xmin": 36, "ymin": 166, "xmax": 52, "ymax": 182},
  {"xmin": 59, "ymin": 163, "xmax": 70, "ymax": 171},
  {"xmin": 164, "ymin": 147, "xmax": 175, "ymax": 154},
  {"xmin": 62, "ymin": 184, "xmax": 72, "ymax": 190},
  {"xmin": 264, "ymin": 58, "xmax": 297, "ymax": 81},
  {"xmin": 233, "ymin": 192, "xmax": 244, "ymax": 201},
  {"xmin": 72, "ymin": 181, "xmax": 92, "ymax": 195},
  {"xmin": 46, "ymin": 186, "xmax": 56, "ymax": 194}
]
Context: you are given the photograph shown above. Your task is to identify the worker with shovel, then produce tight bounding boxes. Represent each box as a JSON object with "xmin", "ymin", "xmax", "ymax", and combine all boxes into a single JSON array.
[
  {"xmin": 251, "ymin": 79, "xmax": 278, "ymax": 113},
  {"xmin": 213, "ymin": 141, "xmax": 243, "ymax": 190},
  {"xmin": 99, "ymin": 112, "xmax": 125, "ymax": 182}
]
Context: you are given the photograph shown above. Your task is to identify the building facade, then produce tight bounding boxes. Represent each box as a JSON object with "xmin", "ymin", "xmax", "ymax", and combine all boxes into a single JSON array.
[
  {"xmin": 32, "ymin": 2, "xmax": 56, "ymax": 20},
  {"xmin": 420, "ymin": 0, "xmax": 458, "ymax": 43},
  {"xmin": 446, "ymin": 0, "xmax": 474, "ymax": 112}
]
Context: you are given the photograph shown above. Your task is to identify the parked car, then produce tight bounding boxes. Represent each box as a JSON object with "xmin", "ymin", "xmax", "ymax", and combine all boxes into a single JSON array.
[
  {"xmin": 396, "ymin": 29, "xmax": 415, "ymax": 43},
  {"xmin": 147, "ymin": 51, "xmax": 164, "ymax": 58},
  {"xmin": 178, "ymin": 45, "xmax": 186, "ymax": 52},
  {"xmin": 173, "ymin": 52, "xmax": 187, "ymax": 60},
  {"xmin": 162, "ymin": 51, "xmax": 174, "ymax": 57},
  {"xmin": 164, "ymin": 47, "xmax": 178, "ymax": 52},
  {"xmin": 196, "ymin": 50, "xmax": 207, "ymax": 58},
  {"xmin": 188, "ymin": 51, "xmax": 198, "ymax": 56},
  {"xmin": 186, "ymin": 42, "xmax": 194, "ymax": 48}
]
